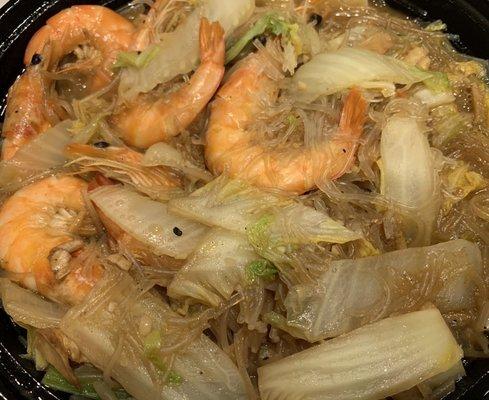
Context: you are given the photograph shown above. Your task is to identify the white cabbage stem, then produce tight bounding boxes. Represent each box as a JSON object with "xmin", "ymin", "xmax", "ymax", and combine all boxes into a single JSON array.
[
  {"xmin": 60, "ymin": 269, "xmax": 247, "ymax": 400},
  {"xmin": 0, "ymin": 279, "xmax": 67, "ymax": 329},
  {"xmin": 143, "ymin": 142, "xmax": 213, "ymax": 182},
  {"xmin": 282, "ymin": 239, "xmax": 483, "ymax": 341},
  {"xmin": 258, "ymin": 308, "xmax": 463, "ymax": 400},
  {"xmin": 380, "ymin": 115, "xmax": 439, "ymax": 245},
  {"xmin": 89, "ymin": 185, "xmax": 208, "ymax": 259},
  {"xmin": 168, "ymin": 176, "xmax": 361, "ymax": 245},
  {"xmin": 168, "ymin": 228, "xmax": 259, "ymax": 307},
  {"xmin": 0, "ymin": 120, "xmax": 74, "ymax": 192},
  {"xmin": 291, "ymin": 47, "xmax": 431, "ymax": 102}
]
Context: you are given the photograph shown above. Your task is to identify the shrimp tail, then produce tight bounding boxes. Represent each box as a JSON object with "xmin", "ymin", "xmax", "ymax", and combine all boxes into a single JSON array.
[
  {"xmin": 199, "ymin": 18, "xmax": 225, "ymax": 65},
  {"xmin": 326, "ymin": 87, "xmax": 368, "ymax": 181},
  {"xmin": 339, "ymin": 87, "xmax": 368, "ymax": 139}
]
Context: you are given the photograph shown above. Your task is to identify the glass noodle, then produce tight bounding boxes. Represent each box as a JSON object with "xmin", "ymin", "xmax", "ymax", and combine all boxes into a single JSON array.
[{"xmin": 0, "ymin": 1, "xmax": 488, "ymax": 400}]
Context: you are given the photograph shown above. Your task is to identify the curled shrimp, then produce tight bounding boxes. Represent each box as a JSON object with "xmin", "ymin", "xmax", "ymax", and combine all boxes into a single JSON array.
[
  {"xmin": 111, "ymin": 18, "xmax": 225, "ymax": 148},
  {"xmin": 2, "ymin": 6, "xmax": 135, "ymax": 160},
  {"xmin": 25, "ymin": 5, "xmax": 135, "ymax": 90},
  {"xmin": 1, "ymin": 66, "xmax": 55, "ymax": 160},
  {"xmin": 205, "ymin": 52, "xmax": 368, "ymax": 194},
  {"xmin": 0, "ymin": 176, "xmax": 103, "ymax": 305}
]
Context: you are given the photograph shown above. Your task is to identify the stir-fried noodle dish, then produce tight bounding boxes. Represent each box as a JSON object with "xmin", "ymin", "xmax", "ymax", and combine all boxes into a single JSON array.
[{"xmin": 1, "ymin": 0, "xmax": 489, "ymax": 399}]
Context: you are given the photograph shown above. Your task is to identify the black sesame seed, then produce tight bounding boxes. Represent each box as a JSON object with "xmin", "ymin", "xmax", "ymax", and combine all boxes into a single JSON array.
[
  {"xmin": 342, "ymin": 148, "xmax": 347, "ymax": 153},
  {"xmin": 173, "ymin": 227, "xmax": 183, "ymax": 236},
  {"xmin": 31, "ymin": 53, "xmax": 42, "ymax": 65},
  {"xmin": 309, "ymin": 13, "xmax": 323, "ymax": 27},
  {"xmin": 93, "ymin": 141, "xmax": 110, "ymax": 148}
]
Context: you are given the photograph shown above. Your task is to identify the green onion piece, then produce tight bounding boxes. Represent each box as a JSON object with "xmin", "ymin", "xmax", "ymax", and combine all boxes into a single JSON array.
[
  {"xmin": 143, "ymin": 330, "xmax": 183, "ymax": 386},
  {"xmin": 226, "ymin": 15, "xmax": 270, "ymax": 64},
  {"xmin": 114, "ymin": 46, "xmax": 160, "ymax": 69},
  {"xmin": 424, "ymin": 71, "xmax": 452, "ymax": 93},
  {"xmin": 42, "ymin": 367, "xmax": 130, "ymax": 400},
  {"xmin": 225, "ymin": 14, "xmax": 300, "ymax": 64},
  {"xmin": 146, "ymin": 350, "xmax": 168, "ymax": 372},
  {"xmin": 143, "ymin": 330, "xmax": 162, "ymax": 354},
  {"xmin": 286, "ymin": 115, "xmax": 298, "ymax": 127},
  {"xmin": 246, "ymin": 260, "xmax": 278, "ymax": 284},
  {"xmin": 263, "ymin": 311, "xmax": 307, "ymax": 339},
  {"xmin": 168, "ymin": 371, "xmax": 183, "ymax": 386},
  {"xmin": 146, "ymin": 351, "xmax": 183, "ymax": 386},
  {"xmin": 247, "ymin": 214, "xmax": 274, "ymax": 251}
]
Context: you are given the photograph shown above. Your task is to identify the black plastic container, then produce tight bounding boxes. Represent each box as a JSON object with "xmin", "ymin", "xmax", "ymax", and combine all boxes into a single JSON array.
[{"xmin": 0, "ymin": 0, "xmax": 488, "ymax": 399}]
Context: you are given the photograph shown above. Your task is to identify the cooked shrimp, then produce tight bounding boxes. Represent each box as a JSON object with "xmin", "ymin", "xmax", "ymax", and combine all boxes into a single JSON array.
[
  {"xmin": 1, "ymin": 66, "xmax": 54, "ymax": 160},
  {"xmin": 25, "ymin": 5, "xmax": 135, "ymax": 90},
  {"xmin": 2, "ymin": 6, "xmax": 135, "ymax": 160},
  {"xmin": 205, "ymin": 52, "xmax": 368, "ymax": 194},
  {"xmin": 111, "ymin": 18, "xmax": 225, "ymax": 148},
  {"xmin": 0, "ymin": 176, "xmax": 103, "ymax": 305}
]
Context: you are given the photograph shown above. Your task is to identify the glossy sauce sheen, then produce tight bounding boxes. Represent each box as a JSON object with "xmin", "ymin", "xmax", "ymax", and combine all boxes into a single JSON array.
[{"xmin": 0, "ymin": 1, "xmax": 489, "ymax": 399}]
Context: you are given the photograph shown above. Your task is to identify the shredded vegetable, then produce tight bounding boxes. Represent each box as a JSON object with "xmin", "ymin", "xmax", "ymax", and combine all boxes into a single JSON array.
[
  {"xmin": 226, "ymin": 14, "xmax": 300, "ymax": 64},
  {"xmin": 42, "ymin": 367, "xmax": 131, "ymax": 400},
  {"xmin": 0, "ymin": 1, "xmax": 488, "ymax": 399}
]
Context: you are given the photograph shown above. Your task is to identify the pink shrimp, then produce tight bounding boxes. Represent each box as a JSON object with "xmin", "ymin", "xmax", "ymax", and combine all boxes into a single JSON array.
[
  {"xmin": 24, "ymin": 5, "xmax": 135, "ymax": 90},
  {"xmin": 2, "ymin": 6, "xmax": 135, "ymax": 160},
  {"xmin": 111, "ymin": 18, "xmax": 225, "ymax": 148},
  {"xmin": 204, "ymin": 52, "xmax": 368, "ymax": 194},
  {"xmin": 0, "ymin": 176, "xmax": 103, "ymax": 305}
]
